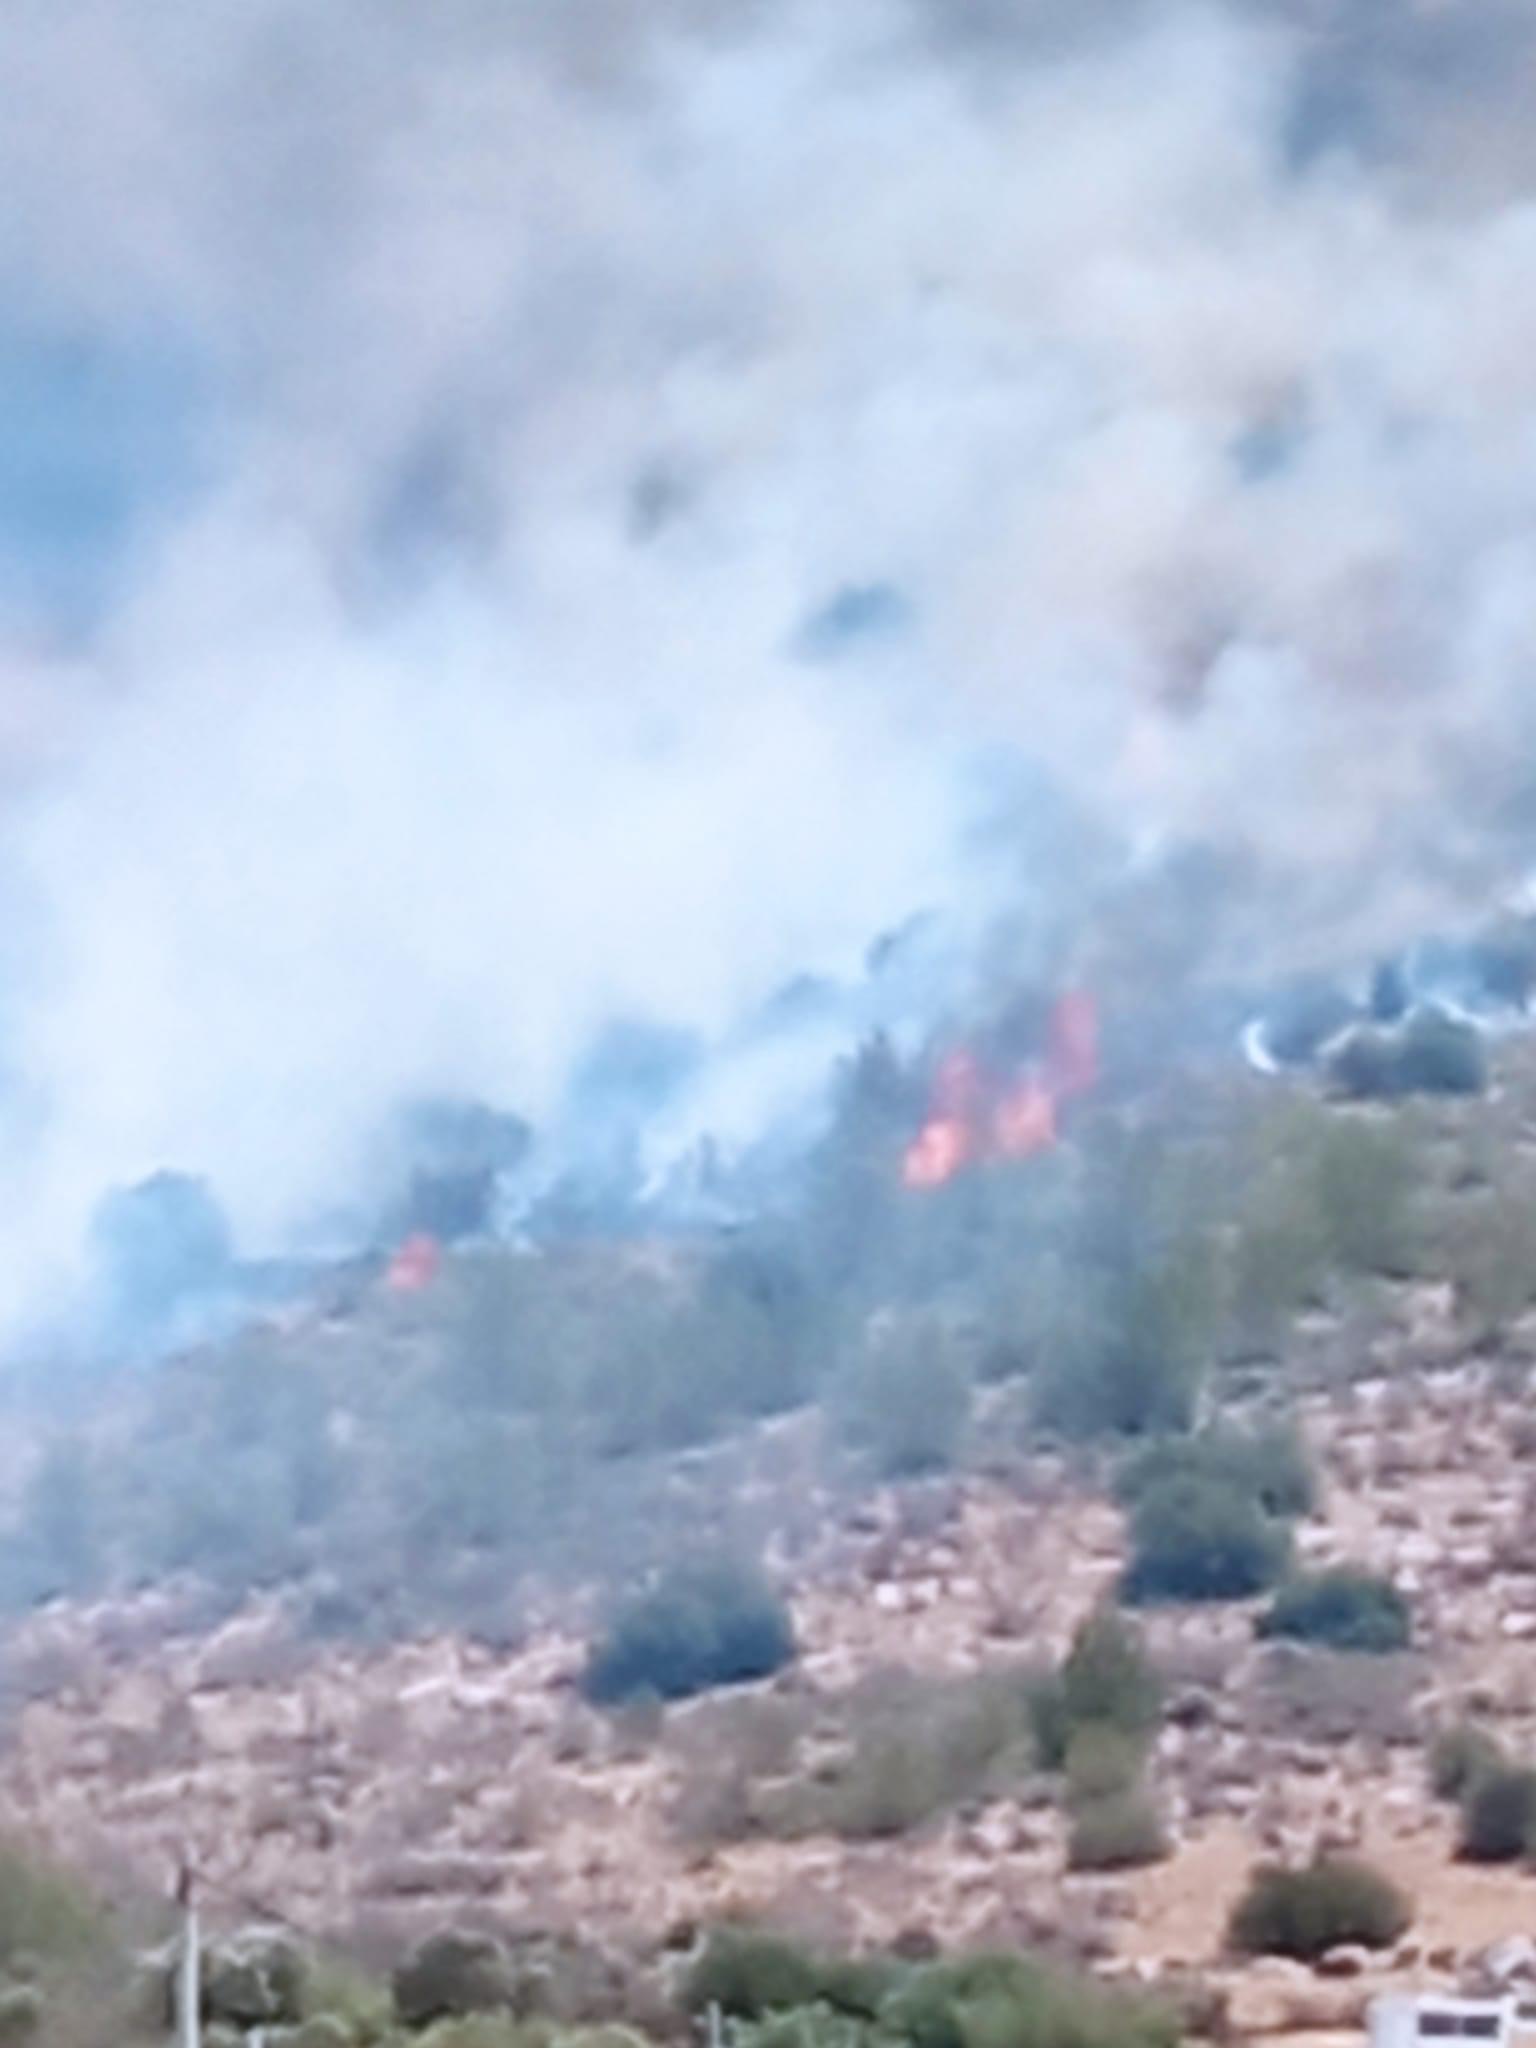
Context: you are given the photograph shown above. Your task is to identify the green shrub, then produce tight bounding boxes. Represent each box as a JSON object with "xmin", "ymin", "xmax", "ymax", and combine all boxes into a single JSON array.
[
  {"xmin": 418, "ymin": 2021, "xmax": 545, "ymax": 2048},
  {"xmin": 1122, "ymin": 1476, "xmax": 1289, "ymax": 1604},
  {"xmin": 733, "ymin": 2006, "xmax": 872, "ymax": 2048},
  {"xmin": 685, "ymin": 1931, "xmax": 822, "ymax": 2018},
  {"xmin": 1030, "ymin": 1609, "xmax": 1161, "ymax": 1770},
  {"xmin": 1228, "ymin": 1857, "xmax": 1411, "ymax": 1959},
  {"xmin": 884, "ymin": 1950, "xmax": 1177, "ymax": 2048},
  {"xmin": 1060, "ymin": 1608, "xmax": 1162, "ymax": 1734},
  {"xmin": 1429, "ymin": 1722, "xmax": 1503, "ymax": 1802},
  {"xmin": 291, "ymin": 2018, "xmax": 354, "ymax": 2048},
  {"xmin": 1257, "ymin": 1570, "xmax": 1411, "ymax": 1653},
  {"xmin": 1116, "ymin": 1425, "xmax": 1315, "ymax": 1523},
  {"xmin": 1064, "ymin": 1725, "xmax": 1145, "ymax": 1804},
  {"xmin": 684, "ymin": 1931, "xmax": 899, "ymax": 2022},
  {"xmin": 1458, "ymin": 1765, "xmax": 1536, "ymax": 1862},
  {"xmin": 1067, "ymin": 1791, "xmax": 1168, "ymax": 1871},
  {"xmin": 583, "ymin": 1559, "xmax": 795, "ymax": 1705},
  {"xmin": 834, "ymin": 1319, "xmax": 971, "ymax": 1479}
]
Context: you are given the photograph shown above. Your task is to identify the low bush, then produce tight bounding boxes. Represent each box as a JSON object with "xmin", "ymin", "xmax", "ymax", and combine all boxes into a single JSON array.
[
  {"xmin": 1117, "ymin": 1425, "xmax": 1315, "ymax": 1523},
  {"xmin": 582, "ymin": 1559, "xmax": 795, "ymax": 1705},
  {"xmin": 1257, "ymin": 1570, "xmax": 1411, "ymax": 1653},
  {"xmin": 1458, "ymin": 1765, "xmax": 1536, "ymax": 1863},
  {"xmin": 1122, "ymin": 1476, "xmax": 1290, "ymax": 1605},
  {"xmin": 1031, "ymin": 1609, "xmax": 1162, "ymax": 1770},
  {"xmin": 1429, "ymin": 1722, "xmax": 1503, "ymax": 1802},
  {"xmin": 885, "ymin": 1950, "xmax": 1178, "ymax": 2048},
  {"xmin": 1228, "ymin": 1857, "xmax": 1411, "ymax": 1959},
  {"xmin": 1064, "ymin": 1725, "xmax": 1146, "ymax": 1805},
  {"xmin": 733, "ymin": 2008, "xmax": 872, "ymax": 2048},
  {"xmin": 684, "ymin": 1931, "xmax": 901, "ymax": 2023},
  {"xmin": 1067, "ymin": 1791, "xmax": 1167, "ymax": 1872},
  {"xmin": 685, "ymin": 1931, "xmax": 823, "ymax": 2018}
]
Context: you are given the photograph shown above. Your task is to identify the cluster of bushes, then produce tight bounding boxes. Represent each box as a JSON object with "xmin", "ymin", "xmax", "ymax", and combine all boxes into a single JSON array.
[
  {"xmin": 686, "ymin": 1933, "xmax": 1177, "ymax": 2048},
  {"xmin": 670, "ymin": 1661, "xmax": 1041, "ymax": 1845},
  {"xmin": 1031, "ymin": 1609, "xmax": 1168, "ymax": 1871},
  {"xmin": 1119, "ymin": 1422, "xmax": 1315, "ymax": 1606},
  {"xmin": 666, "ymin": 1614, "xmax": 1163, "ymax": 1853},
  {"xmin": 1427, "ymin": 1722, "xmax": 1536, "ymax": 1863},
  {"xmin": 582, "ymin": 1558, "xmax": 795, "ymax": 1706},
  {"xmin": 1228, "ymin": 1857, "xmax": 1411, "ymax": 1960}
]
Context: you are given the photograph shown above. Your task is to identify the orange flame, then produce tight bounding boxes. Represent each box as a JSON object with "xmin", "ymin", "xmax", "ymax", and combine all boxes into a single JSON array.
[
  {"xmin": 387, "ymin": 1232, "xmax": 442, "ymax": 1291},
  {"xmin": 902, "ymin": 991, "xmax": 1098, "ymax": 1191},
  {"xmin": 993, "ymin": 1076, "xmax": 1057, "ymax": 1157}
]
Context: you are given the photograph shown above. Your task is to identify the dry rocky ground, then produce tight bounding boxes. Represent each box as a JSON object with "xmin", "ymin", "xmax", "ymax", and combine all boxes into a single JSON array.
[{"xmin": 11, "ymin": 1288, "xmax": 1536, "ymax": 2035}]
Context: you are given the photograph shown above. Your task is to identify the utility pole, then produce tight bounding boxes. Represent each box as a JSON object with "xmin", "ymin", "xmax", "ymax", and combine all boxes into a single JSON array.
[{"xmin": 175, "ymin": 1858, "xmax": 200, "ymax": 2048}]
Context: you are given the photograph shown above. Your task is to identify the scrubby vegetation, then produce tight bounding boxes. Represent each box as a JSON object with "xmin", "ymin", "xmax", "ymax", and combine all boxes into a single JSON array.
[
  {"xmin": 1228, "ymin": 1857, "xmax": 1412, "ymax": 1959},
  {"xmin": 1116, "ymin": 1424, "xmax": 1315, "ymax": 1522},
  {"xmin": 674, "ymin": 1662, "xmax": 1040, "ymax": 1843},
  {"xmin": 1457, "ymin": 1764, "xmax": 1536, "ymax": 1863},
  {"xmin": 0, "ymin": 1823, "xmax": 1189, "ymax": 2048},
  {"xmin": 1257, "ymin": 1569, "xmax": 1411, "ymax": 1652},
  {"xmin": 1428, "ymin": 1720, "xmax": 1504, "ymax": 1802},
  {"xmin": 1067, "ymin": 1789, "xmax": 1167, "ymax": 1871},
  {"xmin": 0, "ymin": 997, "xmax": 1528, "ymax": 1671},
  {"xmin": 881, "ymin": 1950, "xmax": 1177, "ymax": 2048},
  {"xmin": 1029, "ymin": 1608, "xmax": 1162, "ymax": 1767},
  {"xmin": 1122, "ymin": 1473, "xmax": 1291, "ymax": 1604},
  {"xmin": 582, "ymin": 1557, "xmax": 795, "ymax": 1705}
]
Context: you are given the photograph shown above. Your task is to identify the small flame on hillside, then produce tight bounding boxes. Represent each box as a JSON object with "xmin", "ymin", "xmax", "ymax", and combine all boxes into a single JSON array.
[{"xmin": 902, "ymin": 990, "xmax": 1098, "ymax": 1190}]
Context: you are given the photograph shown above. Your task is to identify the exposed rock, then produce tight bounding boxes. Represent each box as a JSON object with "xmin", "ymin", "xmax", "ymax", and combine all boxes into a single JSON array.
[{"xmin": 1314, "ymin": 1944, "xmax": 1372, "ymax": 1978}]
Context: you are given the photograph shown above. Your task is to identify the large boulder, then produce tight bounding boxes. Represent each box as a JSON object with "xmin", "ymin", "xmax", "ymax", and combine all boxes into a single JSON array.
[{"xmin": 392, "ymin": 1928, "xmax": 516, "ymax": 2028}]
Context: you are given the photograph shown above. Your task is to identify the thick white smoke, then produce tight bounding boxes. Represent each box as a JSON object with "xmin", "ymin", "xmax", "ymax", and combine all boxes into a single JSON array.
[{"xmin": 4, "ymin": 0, "xmax": 1536, "ymax": 1329}]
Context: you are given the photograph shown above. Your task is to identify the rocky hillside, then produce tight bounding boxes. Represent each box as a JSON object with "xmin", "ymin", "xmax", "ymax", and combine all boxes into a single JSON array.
[
  {"xmin": 13, "ymin": 1344, "xmax": 1536, "ymax": 2030},
  {"xmin": 11, "ymin": 1048, "xmax": 1536, "ymax": 2041}
]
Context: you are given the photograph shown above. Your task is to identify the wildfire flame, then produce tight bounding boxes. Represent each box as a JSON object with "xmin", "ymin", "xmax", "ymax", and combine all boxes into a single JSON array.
[
  {"xmin": 386, "ymin": 1231, "xmax": 442, "ymax": 1291},
  {"xmin": 902, "ymin": 990, "xmax": 1099, "ymax": 1191}
]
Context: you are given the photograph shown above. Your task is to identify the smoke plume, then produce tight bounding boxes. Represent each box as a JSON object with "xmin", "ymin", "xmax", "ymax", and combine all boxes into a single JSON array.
[{"xmin": 4, "ymin": 0, "xmax": 1536, "ymax": 1330}]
